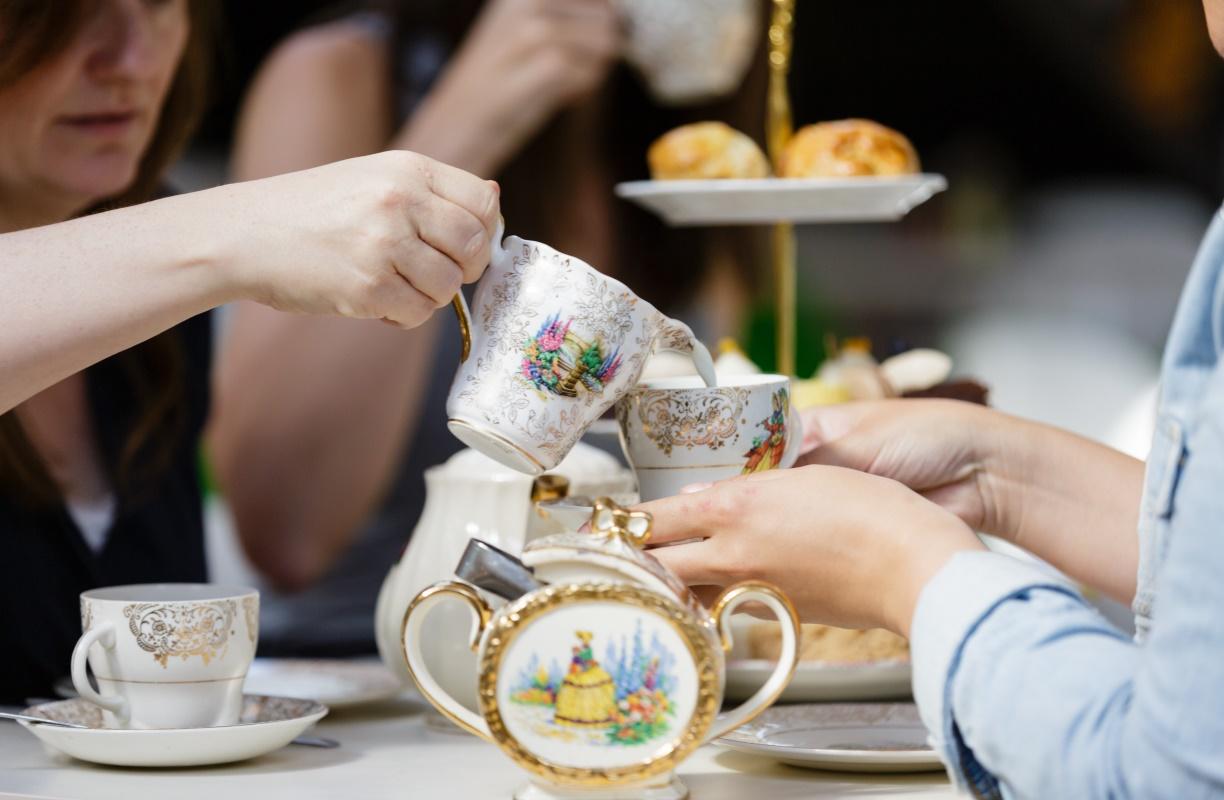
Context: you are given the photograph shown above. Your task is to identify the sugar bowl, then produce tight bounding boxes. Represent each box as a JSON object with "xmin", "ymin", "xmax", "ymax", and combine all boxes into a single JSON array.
[{"xmin": 402, "ymin": 498, "xmax": 799, "ymax": 800}]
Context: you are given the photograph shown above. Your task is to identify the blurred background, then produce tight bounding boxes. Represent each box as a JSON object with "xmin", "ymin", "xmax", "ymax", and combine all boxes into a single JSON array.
[
  {"xmin": 177, "ymin": 0, "xmax": 1224, "ymax": 642},
  {"xmin": 181, "ymin": 0, "xmax": 1224, "ymax": 455}
]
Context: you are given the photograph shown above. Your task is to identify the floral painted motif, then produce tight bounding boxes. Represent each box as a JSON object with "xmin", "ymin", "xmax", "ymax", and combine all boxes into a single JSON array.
[
  {"xmin": 742, "ymin": 388, "xmax": 789, "ymax": 474},
  {"xmin": 521, "ymin": 313, "xmax": 623, "ymax": 398},
  {"xmin": 123, "ymin": 601, "xmax": 236, "ymax": 668},
  {"xmin": 509, "ymin": 624, "xmax": 678, "ymax": 746},
  {"xmin": 242, "ymin": 596, "xmax": 259, "ymax": 645}
]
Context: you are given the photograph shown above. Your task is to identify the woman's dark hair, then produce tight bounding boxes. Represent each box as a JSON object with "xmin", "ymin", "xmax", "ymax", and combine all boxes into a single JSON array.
[
  {"xmin": 0, "ymin": 0, "xmax": 217, "ymax": 508},
  {"xmin": 377, "ymin": 0, "xmax": 769, "ymax": 314}
]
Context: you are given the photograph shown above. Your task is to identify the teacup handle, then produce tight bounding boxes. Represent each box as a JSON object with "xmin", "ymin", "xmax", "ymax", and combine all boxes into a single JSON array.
[
  {"xmin": 655, "ymin": 317, "xmax": 718, "ymax": 388},
  {"xmin": 703, "ymin": 581, "xmax": 799, "ymax": 742},
  {"xmin": 70, "ymin": 622, "xmax": 130, "ymax": 725},
  {"xmin": 779, "ymin": 391, "xmax": 805, "ymax": 469},
  {"xmin": 402, "ymin": 581, "xmax": 495, "ymax": 742},
  {"xmin": 452, "ymin": 218, "xmax": 507, "ymax": 364}
]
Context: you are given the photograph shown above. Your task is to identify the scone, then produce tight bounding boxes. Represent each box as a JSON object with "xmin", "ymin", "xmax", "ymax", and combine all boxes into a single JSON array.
[
  {"xmin": 748, "ymin": 622, "xmax": 910, "ymax": 663},
  {"xmin": 648, "ymin": 121, "xmax": 770, "ymax": 180},
  {"xmin": 780, "ymin": 119, "xmax": 920, "ymax": 178}
]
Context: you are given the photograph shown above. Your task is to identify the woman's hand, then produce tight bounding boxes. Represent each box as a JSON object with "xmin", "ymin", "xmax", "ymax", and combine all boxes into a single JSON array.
[
  {"xmin": 798, "ymin": 400, "xmax": 1013, "ymax": 536},
  {"xmin": 210, "ymin": 150, "xmax": 500, "ymax": 329},
  {"xmin": 640, "ymin": 466, "xmax": 985, "ymax": 635},
  {"xmin": 398, "ymin": 0, "xmax": 622, "ymax": 175},
  {"xmin": 797, "ymin": 399, "xmax": 1145, "ymax": 604}
]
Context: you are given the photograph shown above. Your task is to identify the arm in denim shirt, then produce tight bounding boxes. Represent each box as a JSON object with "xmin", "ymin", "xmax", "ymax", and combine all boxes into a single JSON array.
[{"xmin": 911, "ymin": 367, "xmax": 1224, "ymax": 798}]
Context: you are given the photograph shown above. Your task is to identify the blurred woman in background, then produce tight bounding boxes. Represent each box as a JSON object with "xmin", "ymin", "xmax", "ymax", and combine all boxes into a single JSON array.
[
  {"xmin": 0, "ymin": 0, "xmax": 498, "ymax": 703},
  {"xmin": 217, "ymin": 0, "xmax": 767, "ymax": 655}
]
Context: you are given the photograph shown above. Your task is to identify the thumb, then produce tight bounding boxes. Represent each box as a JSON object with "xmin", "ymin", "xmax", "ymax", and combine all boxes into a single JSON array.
[
  {"xmin": 796, "ymin": 404, "xmax": 884, "ymax": 471},
  {"xmin": 797, "ymin": 402, "xmax": 874, "ymax": 455}
]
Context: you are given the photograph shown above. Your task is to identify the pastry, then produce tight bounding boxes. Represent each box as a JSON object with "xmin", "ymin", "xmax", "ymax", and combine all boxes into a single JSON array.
[
  {"xmin": 748, "ymin": 622, "xmax": 910, "ymax": 663},
  {"xmin": 880, "ymin": 348, "xmax": 953, "ymax": 394},
  {"xmin": 817, "ymin": 337, "xmax": 893, "ymax": 401},
  {"xmin": 647, "ymin": 122, "xmax": 770, "ymax": 180},
  {"xmin": 791, "ymin": 377, "xmax": 852, "ymax": 408},
  {"xmin": 780, "ymin": 119, "xmax": 920, "ymax": 178}
]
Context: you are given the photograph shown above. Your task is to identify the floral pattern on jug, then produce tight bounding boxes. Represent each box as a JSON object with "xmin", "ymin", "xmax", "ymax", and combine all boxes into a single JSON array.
[{"xmin": 521, "ymin": 313, "xmax": 623, "ymax": 398}]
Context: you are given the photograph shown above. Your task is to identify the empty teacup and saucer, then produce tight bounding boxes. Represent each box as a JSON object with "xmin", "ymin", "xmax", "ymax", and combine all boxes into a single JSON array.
[{"xmin": 16, "ymin": 583, "xmax": 329, "ymax": 767}]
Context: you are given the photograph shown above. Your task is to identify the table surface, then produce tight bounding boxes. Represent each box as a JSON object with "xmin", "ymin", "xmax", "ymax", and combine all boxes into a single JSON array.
[{"xmin": 0, "ymin": 692, "xmax": 959, "ymax": 800}]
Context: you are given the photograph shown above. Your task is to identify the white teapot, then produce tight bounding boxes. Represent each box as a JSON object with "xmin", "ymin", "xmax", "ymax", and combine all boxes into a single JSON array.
[
  {"xmin": 402, "ymin": 498, "xmax": 799, "ymax": 800},
  {"xmin": 374, "ymin": 444, "xmax": 635, "ymax": 704}
]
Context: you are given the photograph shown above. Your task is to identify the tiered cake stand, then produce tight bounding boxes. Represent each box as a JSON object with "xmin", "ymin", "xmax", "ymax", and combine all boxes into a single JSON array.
[{"xmin": 616, "ymin": 0, "xmax": 947, "ymax": 376}]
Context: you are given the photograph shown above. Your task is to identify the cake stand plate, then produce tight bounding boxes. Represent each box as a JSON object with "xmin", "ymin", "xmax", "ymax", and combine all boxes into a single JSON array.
[{"xmin": 614, "ymin": 174, "xmax": 947, "ymax": 226}]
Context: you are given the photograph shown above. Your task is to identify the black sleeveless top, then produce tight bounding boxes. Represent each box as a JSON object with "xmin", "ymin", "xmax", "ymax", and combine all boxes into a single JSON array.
[{"xmin": 0, "ymin": 312, "xmax": 212, "ymax": 704}]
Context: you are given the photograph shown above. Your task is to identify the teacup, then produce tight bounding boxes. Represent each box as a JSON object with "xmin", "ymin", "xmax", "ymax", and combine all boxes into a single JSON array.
[
  {"xmin": 615, "ymin": 373, "xmax": 803, "ymax": 501},
  {"xmin": 614, "ymin": 0, "xmax": 762, "ymax": 105},
  {"xmin": 448, "ymin": 225, "xmax": 715, "ymax": 475},
  {"xmin": 73, "ymin": 584, "xmax": 258, "ymax": 729}
]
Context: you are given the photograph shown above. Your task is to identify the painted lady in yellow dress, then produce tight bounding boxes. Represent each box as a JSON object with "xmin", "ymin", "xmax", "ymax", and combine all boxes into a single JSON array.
[{"xmin": 553, "ymin": 631, "xmax": 617, "ymax": 727}]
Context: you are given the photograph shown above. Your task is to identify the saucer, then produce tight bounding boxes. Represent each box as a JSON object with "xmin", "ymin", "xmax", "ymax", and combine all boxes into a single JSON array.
[
  {"xmin": 19, "ymin": 694, "xmax": 328, "ymax": 767},
  {"xmin": 244, "ymin": 657, "xmax": 401, "ymax": 709},
  {"xmin": 716, "ymin": 703, "xmax": 943, "ymax": 773}
]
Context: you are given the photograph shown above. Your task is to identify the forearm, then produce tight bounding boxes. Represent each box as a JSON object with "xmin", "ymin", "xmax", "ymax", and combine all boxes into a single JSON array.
[
  {"xmin": 911, "ymin": 556, "xmax": 1146, "ymax": 799},
  {"xmin": 208, "ymin": 307, "xmax": 443, "ymax": 591},
  {"xmin": 912, "ymin": 527, "xmax": 1224, "ymax": 798},
  {"xmin": 391, "ymin": 83, "xmax": 533, "ymax": 178},
  {"xmin": 0, "ymin": 191, "xmax": 238, "ymax": 413},
  {"xmin": 983, "ymin": 415, "xmax": 1142, "ymax": 603}
]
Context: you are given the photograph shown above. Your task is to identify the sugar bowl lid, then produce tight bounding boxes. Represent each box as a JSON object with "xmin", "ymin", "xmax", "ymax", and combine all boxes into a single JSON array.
[{"xmin": 521, "ymin": 498, "xmax": 690, "ymax": 603}]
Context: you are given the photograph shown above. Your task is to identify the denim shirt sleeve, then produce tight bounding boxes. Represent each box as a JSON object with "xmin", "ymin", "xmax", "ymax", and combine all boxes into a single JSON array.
[{"xmin": 910, "ymin": 366, "xmax": 1224, "ymax": 798}]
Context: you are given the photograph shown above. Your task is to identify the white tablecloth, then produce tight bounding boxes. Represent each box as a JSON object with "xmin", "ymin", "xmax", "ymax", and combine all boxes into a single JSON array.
[{"xmin": 0, "ymin": 693, "xmax": 959, "ymax": 800}]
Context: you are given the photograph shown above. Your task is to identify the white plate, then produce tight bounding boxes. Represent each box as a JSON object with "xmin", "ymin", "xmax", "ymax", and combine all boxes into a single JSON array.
[
  {"xmin": 726, "ymin": 658, "xmax": 912, "ymax": 703},
  {"xmin": 615, "ymin": 175, "xmax": 947, "ymax": 225},
  {"xmin": 18, "ymin": 695, "xmax": 327, "ymax": 767},
  {"xmin": 717, "ymin": 703, "xmax": 943, "ymax": 773},
  {"xmin": 244, "ymin": 658, "xmax": 402, "ymax": 709},
  {"xmin": 725, "ymin": 616, "xmax": 912, "ymax": 702}
]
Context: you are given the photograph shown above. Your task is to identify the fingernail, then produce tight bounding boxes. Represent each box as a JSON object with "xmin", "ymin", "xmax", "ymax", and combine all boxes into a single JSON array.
[
  {"xmin": 680, "ymin": 482, "xmax": 714, "ymax": 494},
  {"xmin": 489, "ymin": 180, "xmax": 500, "ymax": 195}
]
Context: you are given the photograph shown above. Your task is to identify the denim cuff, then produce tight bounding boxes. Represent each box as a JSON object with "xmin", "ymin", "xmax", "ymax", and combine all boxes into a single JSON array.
[{"xmin": 910, "ymin": 551, "xmax": 1076, "ymax": 798}]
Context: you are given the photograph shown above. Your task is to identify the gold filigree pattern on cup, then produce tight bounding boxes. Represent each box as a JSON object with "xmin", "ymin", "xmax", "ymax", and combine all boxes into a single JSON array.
[
  {"xmin": 634, "ymin": 387, "xmax": 751, "ymax": 456},
  {"xmin": 242, "ymin": 596, "xmax": 259, "ymax": 645},
  {"xmin": 80, "ymin": 599, "xmax": 93, "ymax": 633},
  {"xmin": 123, "ymin": 601, "xmax": 237, "ymax": 668}
]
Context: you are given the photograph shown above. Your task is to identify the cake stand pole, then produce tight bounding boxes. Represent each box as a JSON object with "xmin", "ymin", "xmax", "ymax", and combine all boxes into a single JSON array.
[{"xmin": 767, "ymin": 0, "xmax": 797, "ymax": 376}]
